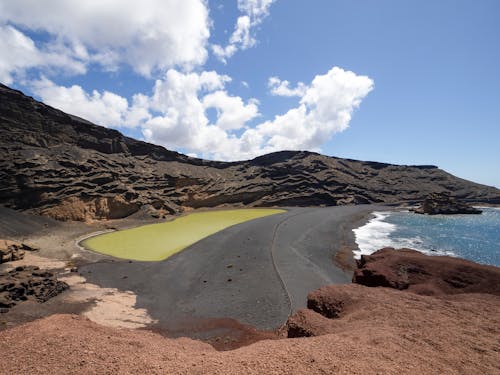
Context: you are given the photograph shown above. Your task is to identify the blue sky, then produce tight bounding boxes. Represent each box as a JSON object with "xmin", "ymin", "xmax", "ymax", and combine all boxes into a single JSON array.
[{"xmin": 1, "ymin": 1, "xmax": 499, "ymax": 187}]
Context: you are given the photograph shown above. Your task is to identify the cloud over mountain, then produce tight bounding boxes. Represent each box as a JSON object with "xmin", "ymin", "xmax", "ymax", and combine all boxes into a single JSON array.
[
  {"xmin": 1, "ymin": 1, "xmax": 374, "ymax": 162},
  {"xmin": 33, "ymin": 67, "xmax": 373, "ymax": 160}
]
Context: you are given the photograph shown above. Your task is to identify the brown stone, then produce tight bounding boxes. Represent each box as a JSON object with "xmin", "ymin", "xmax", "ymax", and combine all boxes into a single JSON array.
[{"xmin": 352, "ymin": 247, "xmax": 500, "ymax": 296}]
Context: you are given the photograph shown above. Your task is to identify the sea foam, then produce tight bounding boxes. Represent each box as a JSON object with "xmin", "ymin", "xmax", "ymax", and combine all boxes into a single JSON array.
[
  {"xmin": 352, "ymin": 212, "xmax": 395, "ymax": 259},
  {"xmin": 353, "ymin": 211, "xmax": 456, "ymax": 259}
]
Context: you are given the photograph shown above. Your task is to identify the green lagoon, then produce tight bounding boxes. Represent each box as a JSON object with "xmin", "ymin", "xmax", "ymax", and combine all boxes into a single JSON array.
[{"xmin": 80, "ymin": 208, "xmax": 285, "ymax": 261}]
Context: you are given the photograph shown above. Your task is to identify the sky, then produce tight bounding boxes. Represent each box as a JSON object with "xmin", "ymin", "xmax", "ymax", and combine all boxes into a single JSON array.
[{"xmin": 1, "ymin": 0, "xmax": 499, "ymax": 187}]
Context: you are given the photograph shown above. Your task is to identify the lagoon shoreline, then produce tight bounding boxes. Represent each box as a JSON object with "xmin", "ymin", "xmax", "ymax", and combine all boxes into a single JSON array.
[{"xmin": 1, "ymin": 205, "xmax": 382, "ymax": 342}]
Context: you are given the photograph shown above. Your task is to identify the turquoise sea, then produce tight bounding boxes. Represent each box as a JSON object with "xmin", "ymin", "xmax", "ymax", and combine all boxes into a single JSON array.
[{"xmin": 353, "ymin": 207, "xmax": 500, "ymax": 267}]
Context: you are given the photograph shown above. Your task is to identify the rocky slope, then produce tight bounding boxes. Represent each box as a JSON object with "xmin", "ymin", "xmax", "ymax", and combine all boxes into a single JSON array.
[{"xmin": 1, "ymin": 83, "xmax": 499, "ymax": 221}]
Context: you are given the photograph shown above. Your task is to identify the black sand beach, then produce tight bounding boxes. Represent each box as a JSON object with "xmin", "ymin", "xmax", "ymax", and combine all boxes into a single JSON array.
[
  {"xmin": 1, "ymin": 204, "xmax": 385, "ymax": 347},
  {"xmin": 80, "ymin": 205, "xmax": 384, "ymax": 334}
]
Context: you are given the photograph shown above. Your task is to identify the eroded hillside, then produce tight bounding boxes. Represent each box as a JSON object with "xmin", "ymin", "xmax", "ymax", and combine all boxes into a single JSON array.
[{"xmin": 1, "ymin": 83, "xmax": 498, "ymax": 221}]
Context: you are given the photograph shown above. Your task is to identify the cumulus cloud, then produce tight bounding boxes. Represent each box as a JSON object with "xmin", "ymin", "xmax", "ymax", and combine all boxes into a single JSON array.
[
  {"xmin": 29, "ymin": 66, "xmax": 373, "ymax": 161},
  {"xmin": 145, "ymin": 66, "xmax": 373, "ymax": 160},
  {"xmin": 268, "ymin": 76, "xmax": 307, "ymax": 97},
  {"xmin": 255, "ymin": 67, "xmax": 374, "ymax": 151},
  {"xmin": 0, "ymin": 25, "xmax": 86, "ymax": 84},
  {"xmin": 31, "ymin": 77, "xmax": 150, "ymax": 128},
  {"xmin": 202, "ymin": 92, "xmax": 259, "ymax": 130},
  {"xmin": 0, "ymin": 0, "xmax": 210, "ymax": 78},
  {"xmin": 143, "ymin": 69, "xmax": 259, "ymax": 154},
  {"xmin": 212, "ymin": 0, "xmax": 276, "ymax": 62}
]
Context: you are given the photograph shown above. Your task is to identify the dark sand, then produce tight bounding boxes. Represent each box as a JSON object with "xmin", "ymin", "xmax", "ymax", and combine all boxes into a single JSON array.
[
  {"xmin": 80, "ymin": 206, "xmax": 384, "ymax": 336},
  {"xmin": 1, "ymin": 204, "xmax": 385, "ymax": 348}
]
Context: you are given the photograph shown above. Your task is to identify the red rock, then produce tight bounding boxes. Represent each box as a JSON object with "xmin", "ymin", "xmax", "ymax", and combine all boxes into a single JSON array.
[{"xmin": 352, "ymin": 247, "xmax": 500, "ymax": 296}]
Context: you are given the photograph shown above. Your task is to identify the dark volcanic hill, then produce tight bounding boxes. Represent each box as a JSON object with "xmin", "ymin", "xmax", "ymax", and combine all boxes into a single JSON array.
[{"xmin": 1, "ymin": 83, "xmax": 498, "ymax": 221}]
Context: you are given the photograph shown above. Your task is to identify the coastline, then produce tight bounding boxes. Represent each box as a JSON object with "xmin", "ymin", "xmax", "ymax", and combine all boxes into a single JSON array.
[
  {"xmin": 1, "ymin": 242, "xmax": 499, "ymax": 373},
  {"xmin": 332, "ymin": 208, "xmax": 382, "ymax": 271},
  {"xmin": 353, "ymin": 206, "xmax": 500, "ymax": 267}
]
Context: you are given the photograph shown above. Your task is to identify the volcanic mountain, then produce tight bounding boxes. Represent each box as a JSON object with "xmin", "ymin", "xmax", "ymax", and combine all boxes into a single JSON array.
[{"xmin": 1, "ymin": 83, "xmax": 498, "ymax": 221}]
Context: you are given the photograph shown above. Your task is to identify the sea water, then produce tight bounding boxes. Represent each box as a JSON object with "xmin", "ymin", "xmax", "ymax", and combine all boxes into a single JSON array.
[{"xmin": 353, "ymin": 207, "xmax": 500, "ymax": 267}]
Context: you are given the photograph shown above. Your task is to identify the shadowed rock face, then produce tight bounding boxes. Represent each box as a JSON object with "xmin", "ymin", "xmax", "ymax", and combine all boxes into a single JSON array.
[
  {"xmin": 1, "ymin": 83, "xmax": 499, "ymax": 221},
  {"xmin": 412, "ymin": 192, "xmax": 483, "ymax": 215}
]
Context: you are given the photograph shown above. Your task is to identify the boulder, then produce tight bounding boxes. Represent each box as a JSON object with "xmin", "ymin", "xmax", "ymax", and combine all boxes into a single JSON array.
[
  {"xmin": 286, "ymin": 248, "xmax": 500, "ymax": 339},
  {"xmin": 0, "ymin": 239, "xmax": 38, "ymax": 264},
  {"xmin": 352, "ymin": 247, "xmax": 500, "ymax": 296},
  {"xmin": 411, "ymin": 192, "xmax": 482, "ymax": 215}
]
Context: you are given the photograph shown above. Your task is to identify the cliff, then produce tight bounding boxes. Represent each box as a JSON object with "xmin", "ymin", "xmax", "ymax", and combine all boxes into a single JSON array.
[{"xmin": 1, "ymin": 83, "xmax": 498, "ymax": 221}]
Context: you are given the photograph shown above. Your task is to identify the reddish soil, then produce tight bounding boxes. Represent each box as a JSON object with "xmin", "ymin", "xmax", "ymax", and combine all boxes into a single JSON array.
[
  {"xmin": 0, "ymin": 287, "xmax": 498, "ymax": 374},
  {"xmin": 147, "ymin": 316, "xmax": 279, "ymax": 351},
  {"xmin": 353, "ymin": 247, "xmax": 500, "ymax": 295},
  {"xmin": 0, "ymin": 248, "xmax": 499, "ymax": 374}
]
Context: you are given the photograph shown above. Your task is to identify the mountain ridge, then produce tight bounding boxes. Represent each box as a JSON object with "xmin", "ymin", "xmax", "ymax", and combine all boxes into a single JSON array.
[{"xmin": 1, "ymin": 83, "xmax": 498, "ymax": 221}]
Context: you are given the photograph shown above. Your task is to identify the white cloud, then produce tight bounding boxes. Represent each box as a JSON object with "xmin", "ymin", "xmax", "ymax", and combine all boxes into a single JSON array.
[
  {"xmin": 255, "ymin": 67, "xmax": 374, "ymax": 151},
  {"xmin": 0, "ymin": 25, "xmax": 86, "ymax": 84},
  {"xmin": 0, "ymin": 0, "xmax": 210, "ymax": 78},
  {"xmin": 143, "ymin": 69, "xmax": 259, "ymax": 154},
  {"xmin": 268, "ymin": 76, "xmax": 307, "ymax": 97},
  {"xmin": 237, "ymin": 0, "xmax": 276, "ymax": 18},
  {"xmin": 145, "ymin": 66, "xmax": 373, "ymax": 160},
  {"xmin": 31, "ymin": 77, "xmax": 149, "ymax": 128},
  {"xmin": 202, "ymin": 91, "xmax": 259, "ymax": 130},
  {"xmin": 212, "ymin": 0, "xmax": 276, "ymax": 62},
  {"xmin": 29, "ymin": 66, "xmax": 373, "ymax": 162}
]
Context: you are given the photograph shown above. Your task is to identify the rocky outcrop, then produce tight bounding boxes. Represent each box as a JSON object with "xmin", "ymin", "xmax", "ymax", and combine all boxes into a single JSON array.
[
  {"xmin": 40, "ymin": 196, "xmax": 140, "ymax": 222},
  {"xmin": 352, "ymin": 247, "xmax": 500, "ymax": 295},
  {"xmin": 286, "ymin": 248, "xmax": 500, "ymax": 339},
  {"xmin": 0, "ymin": 239, "xmax": 38, "ymax": 264},
  {"xmin": 0, "ymin": 266, "xmax": 68, "ymax": 312},
  {"xmin": 1, "ymin": 83, "xmax": 499, "ymax": 221},
  {"xmin": 411, "ymin": 192, "xmax": 483, "ymax": 215}
]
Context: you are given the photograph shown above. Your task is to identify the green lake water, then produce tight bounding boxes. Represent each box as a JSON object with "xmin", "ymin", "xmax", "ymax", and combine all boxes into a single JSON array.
[{"xmin": 80, "ymin": 208, "xmax": 286, "ymax": 261}]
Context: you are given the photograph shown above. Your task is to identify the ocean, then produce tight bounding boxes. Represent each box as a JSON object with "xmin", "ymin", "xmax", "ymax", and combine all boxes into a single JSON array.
[{"xmin": 353, "ymin": 207, "xmax": 500, "ymax": 267}]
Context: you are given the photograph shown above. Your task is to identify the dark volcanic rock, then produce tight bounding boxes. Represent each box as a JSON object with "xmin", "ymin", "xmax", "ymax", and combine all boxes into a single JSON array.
[
  {"xmin": 0, "ymin": 265, "xmax": 69, "ymax": 312},
  {"xmin": 352, "ymin": 247, "xmax": 500, "ymax": 296},
  {"xmin": 412, "ymin": 192, "xmax": 483, "ymax": 215},
  {"xmin": 1, "ymin": 83, "xmax": 499, "ymax": 221}
]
